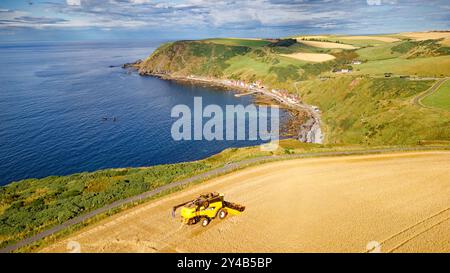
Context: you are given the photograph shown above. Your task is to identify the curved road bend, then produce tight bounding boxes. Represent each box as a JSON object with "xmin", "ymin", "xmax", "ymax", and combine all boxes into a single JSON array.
[
  {"xmin": 1, "ymin": 146, "xmax": 449, "ymax": 253},
  {"xmin": 412, "ymin": 78, "xmax": 448, "ymax": 107}
]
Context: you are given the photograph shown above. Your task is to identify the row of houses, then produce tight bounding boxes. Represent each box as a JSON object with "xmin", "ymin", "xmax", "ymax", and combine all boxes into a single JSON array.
[
  {"xmin": 332, "ymin": 68, "xmax": 353, "ymax": 73},
  {"xmin": 225, "ymin": 79, "xmax": 265, "ymax": 90},
  {"xmin": 270, "ymin": 89, "xmax": 300, "ymax": 104},
  {"xmin": 224, "ymin": 79, "xmax": 301, "ymax": 105}
]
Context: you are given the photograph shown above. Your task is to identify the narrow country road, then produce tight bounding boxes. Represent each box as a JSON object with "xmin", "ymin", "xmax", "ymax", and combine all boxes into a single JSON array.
[{"xmin": 412, "ymin": 78, "xmax": 448, "ymax": 108}]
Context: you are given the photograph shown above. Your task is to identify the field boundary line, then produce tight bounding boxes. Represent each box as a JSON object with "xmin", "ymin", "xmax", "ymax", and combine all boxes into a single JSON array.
[
  {"xmin": 365, "ymin": 207, "xmax": 450, "ymax": 253},
  {"xmin": 388, "ymin": 216, "xmax": 450, "ymax": 253}
]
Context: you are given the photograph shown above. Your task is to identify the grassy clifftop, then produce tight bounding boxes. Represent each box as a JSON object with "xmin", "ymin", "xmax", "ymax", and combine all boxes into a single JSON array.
[
  {"xmin": 139, "ymin": 40, "xmax": 252, "ymax": 78},
  {"xmin": 137, "ymin": 38, "xmax": 357, "ymax": 91},
  {"xmin": 140, "ymin": 36, "xmax": 450, "ymax": 80}
]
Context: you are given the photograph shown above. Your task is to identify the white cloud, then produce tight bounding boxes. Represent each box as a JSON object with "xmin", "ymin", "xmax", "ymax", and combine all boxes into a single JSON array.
[
  {"xmin": 66, "ymin": 0, "xmax": 81, "ymax": 6},
  {"xmin": 129, "ymin": 0, "xmax": 151, "ymax": 4},
  {"xmin": 0, "ymin": 9, "xmax": 69, "ymax": 28},
  {"xmin": 1, "ymin": 0, "xmax": 448, "ymax": 35},
  {"xmin": 367, "ymin": 0, "xmax": 397, "ymax": 6}
]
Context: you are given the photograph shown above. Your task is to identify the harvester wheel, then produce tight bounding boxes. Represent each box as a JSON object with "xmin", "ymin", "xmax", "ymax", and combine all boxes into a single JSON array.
[
  {"xmin": 188, "ymin": 217, "xmax": 198, "ymax": 225},
  {"xmin": 201, "ymin": 218, "xmax": 210, "ymax": 227},
  {"xmin": 203, "ymin": 200, "xmax": 209, "ymax": 208},
  {"xmin": 218, "ymin": 209, "xmax": 228, "ymax": 220}
]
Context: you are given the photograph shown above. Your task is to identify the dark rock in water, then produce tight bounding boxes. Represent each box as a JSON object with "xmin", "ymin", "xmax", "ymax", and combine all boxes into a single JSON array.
[
  {"xmin": 109, "ymin": 65, "xmax": 117, "ymax": 68},
  {"xmin": 101, "ymin": 116, "xmax": 118, "ymax": 122},
  {"xmin": 122, "ymin": 59, "xmax": 143, "ymax": 69}
]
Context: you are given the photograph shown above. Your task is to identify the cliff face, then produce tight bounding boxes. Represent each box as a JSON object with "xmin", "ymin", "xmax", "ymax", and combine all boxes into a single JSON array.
[{"xmin": 138, "ymin": 41, "xmax": 251, "ymax": 78}]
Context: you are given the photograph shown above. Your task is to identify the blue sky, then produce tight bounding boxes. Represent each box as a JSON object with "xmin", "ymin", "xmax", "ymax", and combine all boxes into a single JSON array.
[{"xmin": 0, "ymin": 0, "xmax": 449, "ymax": 42}]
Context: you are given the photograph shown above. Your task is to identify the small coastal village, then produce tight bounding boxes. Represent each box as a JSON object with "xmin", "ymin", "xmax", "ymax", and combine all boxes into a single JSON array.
[
  {"xmin": 187, "ymin": 75, "xmax": 305, "ymax": 107},
  {"xmin": 225, "ymin": 79, "xmax": 301, "ymax": 104}
]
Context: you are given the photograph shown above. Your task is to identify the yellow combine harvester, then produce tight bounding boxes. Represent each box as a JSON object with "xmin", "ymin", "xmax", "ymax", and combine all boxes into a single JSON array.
[{"xmin": 172, "ymin": 192, "xmax": 245, "ymax": 227}]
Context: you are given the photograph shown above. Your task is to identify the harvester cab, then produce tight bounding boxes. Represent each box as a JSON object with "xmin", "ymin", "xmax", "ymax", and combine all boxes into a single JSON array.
[{"xmin": 172, "ymin": 192, "xmax": 245, "ymax": 227}]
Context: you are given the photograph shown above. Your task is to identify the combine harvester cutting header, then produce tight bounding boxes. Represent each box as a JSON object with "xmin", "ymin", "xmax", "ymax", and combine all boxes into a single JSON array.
[{"xmin": 172, "ymin": 192, "xmax": 245, "ymax": 227}]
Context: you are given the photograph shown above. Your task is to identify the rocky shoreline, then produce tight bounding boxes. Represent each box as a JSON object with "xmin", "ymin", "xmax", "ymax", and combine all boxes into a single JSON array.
[{"xmin": 122, "ymin": 62, "xmax": 323, "ymax": 144}]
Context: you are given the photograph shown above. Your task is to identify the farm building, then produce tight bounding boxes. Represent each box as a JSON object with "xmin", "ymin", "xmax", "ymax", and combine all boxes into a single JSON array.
[{"xmin": 332, "ymin": 68, "xmax": 353, "ymax": 73}]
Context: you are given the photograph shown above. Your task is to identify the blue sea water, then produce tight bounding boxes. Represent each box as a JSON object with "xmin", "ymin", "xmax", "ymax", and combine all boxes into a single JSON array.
[{"xmin": 0, "ymin": 41, "xmax": 286, "ymax": 185}]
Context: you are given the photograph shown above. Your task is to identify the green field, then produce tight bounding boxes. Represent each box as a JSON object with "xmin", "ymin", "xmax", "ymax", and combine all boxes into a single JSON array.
[
  {"xmin": 293, "ymin": 35, "xmax": 394, "ymax": 47},
  {"xmin": 422, "ymin": 79, "xmax": 450, "ymax": 110},
  {"xmin": 353, "ymin": 55, "xmax": 450, "ymax": 77},
  {"xmin": 353, "ymin": 39, "xmax": 450, "ymax": 76},
  {"xmin": 356, "ymin": 42, "xmax": 403, "ymax": 61},
  {"xmin": 320, "ymin": 36, "xmax": 390, "ymax": 47}
]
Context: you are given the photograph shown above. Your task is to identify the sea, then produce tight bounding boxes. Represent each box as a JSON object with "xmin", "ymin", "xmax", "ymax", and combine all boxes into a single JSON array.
[{"xmin": 0, "ymin": 40, "xmax": 287, "ymax": 185}]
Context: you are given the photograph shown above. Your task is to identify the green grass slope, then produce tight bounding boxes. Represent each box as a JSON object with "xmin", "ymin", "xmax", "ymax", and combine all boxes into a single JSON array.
[
  {"xmin": 138, "ymin": 38, "xmax": 358, "ymax": 90},
  {"xmin": 295, "ymin": 77, "xmax": 450, "ymax": 145},
  {"xmin": 354, "ymin": 39, "xmax": 450, "ymax": 76},
  {"xmin": 354, "ymin": 55, "xmax": 450, "ymax": 77},
  {"xmin": 422, "ymin": 79, "xmax": 450, "ymax": 111},
  {"xmin": 356, "ymin": 42, "xmax": 403, "ymax": 61}
]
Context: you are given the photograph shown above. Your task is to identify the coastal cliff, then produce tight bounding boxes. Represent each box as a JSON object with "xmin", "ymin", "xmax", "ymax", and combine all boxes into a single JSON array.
[{"xmin": 138, "ymin": 40, "xmax": 251, "ymax": 78}]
